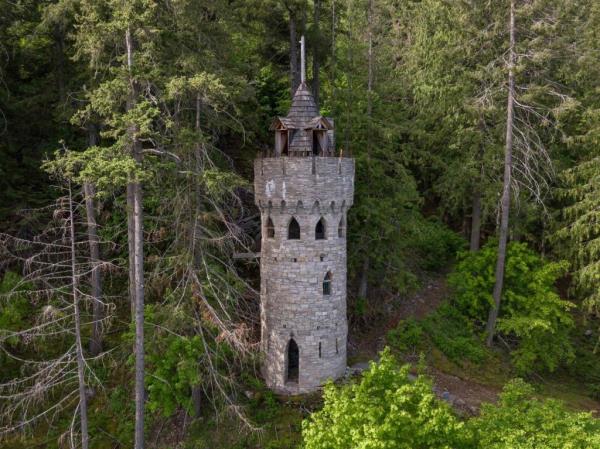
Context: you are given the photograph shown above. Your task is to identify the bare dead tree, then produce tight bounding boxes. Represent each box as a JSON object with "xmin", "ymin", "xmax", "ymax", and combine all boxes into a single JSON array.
[
  {"xmin": 85, "ymin": 125, "xmax": 103, "ymax": 356},
  {"xmin": 486, "ymin": 0, "xmax": 516, "ymax": 347},
  {"xmin": 485, "ymin": 0, "xmax": 567, "ymax": 345},
  {"xmin": 0, "ymin": 188, "xmax": 114, "ymax": 447}
]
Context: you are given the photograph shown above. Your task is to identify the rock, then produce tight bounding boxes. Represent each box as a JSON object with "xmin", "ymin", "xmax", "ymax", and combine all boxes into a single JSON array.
[
  {"xmin": 244, "ymin": 390, "xmax": 255, "ymax": 400},
  {"xmin": 584, "ymin": 329, "xmax": 594, "ymax": 337}
]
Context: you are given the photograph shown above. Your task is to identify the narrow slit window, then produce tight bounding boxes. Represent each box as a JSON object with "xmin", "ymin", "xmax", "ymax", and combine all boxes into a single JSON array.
[
  {"xmin": 335, "ymin": 338, "xmax": 339, "ymax": 354},
  {"xmin": 288, "ymin": 217, "xmax": 300, "ymax": 239},
  {"xmin": 287, "ymin": 339, "xmax": 299, "ymax": 382},
  {"xmin": 338, "ymin": 216, "xmax": 345, "ymax": 238},
  {"xmin": 318, "ymin": 342, "xmax": 322, "ymax": 358},
  {"xmin": 266, "ymin": 217, "xmax": 275, "ymax": 238},
  {"xmin": 315, "ymin": 217, "xmax": 326, "ymax": 240},
  {"xmin": 323, "ymin": 271, "xmax": 332, "ymax": 295}
]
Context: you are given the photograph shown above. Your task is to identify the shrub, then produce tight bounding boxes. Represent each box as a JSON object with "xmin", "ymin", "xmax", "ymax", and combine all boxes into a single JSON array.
[
  {"xmin": 386, "ymin": 317, "xmax": 423, "ymax": 353},
  {"xmin": 302, "ymin": 354, "xmax": 600, "ymax": 449},
  {"xmin": 448, "ymin": 241, "xmax": 574, "ymax": 374},
  {"xmin": 146, "ymin": 334, "xmax": 204, "ymax": 416},
  {"xmin": 302, "ymin": 349, "xmax": 469, "ymax": 449},
  {"xmin": 470, "ymin": 379, "xmax": 600, "ymax": 449},
  {"xmin": 387, "ymin": 303, "xmax": 487, "ymax": 365}
]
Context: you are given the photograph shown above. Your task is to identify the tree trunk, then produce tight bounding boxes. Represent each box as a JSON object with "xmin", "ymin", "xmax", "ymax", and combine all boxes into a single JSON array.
[
  {"xmin": 126, "ymin": 26, "xmax": 146, "ymax": 449},
  {"xmin": 85, "ymin": 125, "xmax": 103, "ymax": 356},
  {"xmin": 127, "ymin": 184, "xmax": 136, "ymax": 319},
  {"xmin": 290, "ymin": 11, "xmax": 300, "ymax": 95},
  {"xmin": 358, "ymin": 256, "xmax": 369, "ymax": 299},
  {"xmin": 68, "ymin": 181, "xmax": 89, "ymax": 449},
  {"xmin": 191, "ymin": 93, "xmax": 203, "ymax": 419},
  {"xmin": 470, "ymin": 189, "xmax": 482, "ymax": 251},
  {"xmin": 357, "ymin": 0, "xmax": 374, "ymax": 303},
  {"xmin": 485, "ymin": 0, "xmax": 515, "ymax": 347},
  {"xmin": 312, "ymin": 0, "xmax": 321, "ymax": 106},
  {"xmin": 133, "ymin": 180, "xmax": 145, "ymax": 449}
]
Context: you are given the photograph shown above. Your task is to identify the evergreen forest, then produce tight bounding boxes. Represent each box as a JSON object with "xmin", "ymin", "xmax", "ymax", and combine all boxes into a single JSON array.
[{"xmin": 1, "ymin": 0, "xmax": 600, "ymax": 448}]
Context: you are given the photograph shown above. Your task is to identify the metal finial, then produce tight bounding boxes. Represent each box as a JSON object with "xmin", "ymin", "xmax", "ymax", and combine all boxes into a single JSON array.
[{"xmin": 300, "ymin": 35, "xmax": 306, "ymax": 84}]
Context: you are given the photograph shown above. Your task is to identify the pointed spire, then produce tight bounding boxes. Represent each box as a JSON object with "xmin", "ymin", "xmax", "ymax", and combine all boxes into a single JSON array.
[{"xmin": 300, "ymin": 35, "xmax": 306, "ymax": 84}]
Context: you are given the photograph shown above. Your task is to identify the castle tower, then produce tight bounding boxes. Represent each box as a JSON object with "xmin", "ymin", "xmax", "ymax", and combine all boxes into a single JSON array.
[{"xmin": 254, "ymin": 36, "xmax": 354, "ymax": 394}]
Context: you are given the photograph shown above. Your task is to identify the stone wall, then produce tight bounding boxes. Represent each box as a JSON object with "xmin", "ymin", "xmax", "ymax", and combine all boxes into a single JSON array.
[{"xmin": 254, "ymin": 157, "xmax": 354, "ymax": 394}]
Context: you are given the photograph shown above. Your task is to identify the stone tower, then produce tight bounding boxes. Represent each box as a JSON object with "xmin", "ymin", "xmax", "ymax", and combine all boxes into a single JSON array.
[{"xmin": 254, "ymin": 37, "xmax": 354, "ymax": 394}]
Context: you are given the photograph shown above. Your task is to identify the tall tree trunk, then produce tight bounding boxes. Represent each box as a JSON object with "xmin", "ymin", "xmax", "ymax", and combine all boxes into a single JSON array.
[
  {"xmin": 357, "ymin": 0, "xmax": 374, "ymax": 302},
  {"xmin": 68, "ymin": 181, "xmax": 89, "ymax": 449},
  {"xmin": 191, "ymin": 93, "xmax": 203, "ymax": 419},
  {"xmin": 132, "ymin": 180, "xmax": 145, "ymax": 449},
  {"xmin": 289, "ymin": 11, "xmax": 300, "ymax": 95},
  {"xmin": 85, "ymin": 125, "xmax": 103, "ymax": 356},
  {"xmin": 485, "ymin": 0, "xmax": 515, "ymax": 347},
  {"xmin": 312, "ymin": 0, "xmax": 321, "ymax": 106},
  {"xmin": 358, "ymin": 256, "xmax": 369, "ymax": 299},
  {"xmin": 126, "ymin": 26, "xmax": 146, "ymax": 449},
  {"xmin": 470, "ymin": 189, "xmax": 482, "ymax": 251}
]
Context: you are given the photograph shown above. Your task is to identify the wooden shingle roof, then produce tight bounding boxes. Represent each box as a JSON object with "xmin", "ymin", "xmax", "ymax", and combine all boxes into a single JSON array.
[{"xmin": 286, "ymin": 82, "xmax": 319, "ymax": 126}]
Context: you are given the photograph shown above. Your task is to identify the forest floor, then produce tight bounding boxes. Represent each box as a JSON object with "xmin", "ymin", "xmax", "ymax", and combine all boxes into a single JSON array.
[{"xmin": 348, "ymin": 274, "xmax": 600, "ymax": 416}]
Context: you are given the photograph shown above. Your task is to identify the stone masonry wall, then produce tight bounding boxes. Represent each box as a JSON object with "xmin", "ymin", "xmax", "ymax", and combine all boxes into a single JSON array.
[{"xmin": 254, "ymin": 157, "xmax": 354, "ymax": 394}]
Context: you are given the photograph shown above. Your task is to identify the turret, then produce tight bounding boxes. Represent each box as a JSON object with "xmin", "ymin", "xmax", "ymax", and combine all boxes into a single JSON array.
[{"xmin": 254, "ymin": 36, "xmax": 354, "ymax": 394}]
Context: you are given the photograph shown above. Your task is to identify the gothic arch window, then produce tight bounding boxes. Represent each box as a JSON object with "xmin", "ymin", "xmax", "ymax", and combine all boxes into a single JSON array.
[
  {"xmin": 338, "ymin": 216, "xmax": 345, "ymax": 238},
  {"xmin": 286, "ymin": 339, "xmax": 299, "ymax": 383},
  {"xmin": 266, "ymin": 217, "xmax": 275, "ymax": 238},
  {"xmin": 323, "ymin": 271, "xmax": 332, "ymax": 295},
  {"xmin": 315, "ymin": 217, "xmax": 326, "ymax": 240},
  {"xmin": 288, "ymin": 217, "xmax": 300, "ymax": 240}
]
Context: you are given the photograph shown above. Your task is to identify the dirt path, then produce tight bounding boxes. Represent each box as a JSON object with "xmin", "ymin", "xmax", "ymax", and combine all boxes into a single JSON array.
[{"xmin": 349, "ymin": 274, "xmax": 501, "ymax": 415}]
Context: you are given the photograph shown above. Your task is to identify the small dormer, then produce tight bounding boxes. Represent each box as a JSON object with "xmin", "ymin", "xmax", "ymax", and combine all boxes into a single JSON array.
[{"xmin": 268, "ymin": 36, "xmax": 335, "ymax": 158}]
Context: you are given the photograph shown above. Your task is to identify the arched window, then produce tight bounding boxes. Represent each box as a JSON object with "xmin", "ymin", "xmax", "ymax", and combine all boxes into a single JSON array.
[
  {"xmin": 288, "ymin": 217, "xmax": 300, "ymax": 239},
  {"xmin": 338, "ymin": 216, "xmax": 345, "ymax": 238},
  {"xmin": 315, "ymin": 217, "xmax": 326, "ymax": 240},
  {"xmin": 286, "ymin": 339, "xmax": 299, "ymax": 383},
  {"xmin": 266, "ymin": 217, "xmax": 275, "ymax": 238},
  {"xmin": 323, "ymin": 271, "xmax": 332, "ymax": 295}
]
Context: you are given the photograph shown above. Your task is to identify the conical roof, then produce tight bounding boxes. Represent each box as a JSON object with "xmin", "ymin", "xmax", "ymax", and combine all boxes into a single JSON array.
[{"xmin": 286, "ymin": 82, "xmax": 319, "ymax": 125}]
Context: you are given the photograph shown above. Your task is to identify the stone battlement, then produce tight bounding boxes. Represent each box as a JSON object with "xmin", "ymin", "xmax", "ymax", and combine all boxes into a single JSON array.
[{"xmin": 254, "ymin": 157, "xmax": 354, "ymax": 209}]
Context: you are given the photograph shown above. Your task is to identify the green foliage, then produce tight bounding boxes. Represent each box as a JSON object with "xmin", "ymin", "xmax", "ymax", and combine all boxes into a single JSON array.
[
  {"xmin": 302, "ymin": 355, "xmax": 600, "ymax": 449},
  {"xmin": 386, "ymin": 318, "xmax": 423, "ymax": 354},
  {"xmin": 0, "ymin": 272, "xmax": 33, "ymax": 372},
  {"xmin": 411, "ymin": 219, "xmax": 466, "ymax": 271},
  {"xmin": 470, "ymin": 379, "xmax": 600, "ymax": 449},
  {"xmin": 449, "ymin": 241, "xmax": 575, "ymax": 373},
  {"xmin": 555, "ymin": 156, "xmax": 600, "ymax": 316},
  {"xmin": 146, "ymin": 334, "xmax": 204, "ymax": 417},
  {"xmin": 0, "ymin": 272, "xmax": 32, "ymax": 339},
  {"xmin": 302, "ymin": 348, "xmax": 468, "ymax": 449},
  {"xmin": 387, "ymin": 303, "xmax": 487, "ymax": 365}
]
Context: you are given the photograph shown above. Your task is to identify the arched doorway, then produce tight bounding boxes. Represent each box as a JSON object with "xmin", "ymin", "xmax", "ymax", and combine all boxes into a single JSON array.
[{"xmin": 286, "ymin": 339, "xmax": 299, "ymax": 383}]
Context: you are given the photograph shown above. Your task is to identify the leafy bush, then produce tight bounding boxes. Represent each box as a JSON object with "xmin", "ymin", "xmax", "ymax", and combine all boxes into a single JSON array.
[
  {"xmin": 146, "ymin": 334, "xmax": 204, "ymax": 416},
  {"xmin": 302, "ymin": 353, "xmax": 600, "ymax": 449},
  {"xmin": 387, "ymin": 303, "xmax": 487, "ymax": 365},
  {"xmin": 470, "ymin": 379, "xmax": 600, "ymax": 449},
  {"xmin": 302, "ymin": 349, "xmax": 469, "ymax": 449},
  {"xmin": 448, "ymin": 241, "xmax": 574, "ymax": 373},
  {"xmin": 386, "ymin": 317, "xmax": 423, "ymax": 353}
]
